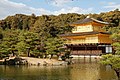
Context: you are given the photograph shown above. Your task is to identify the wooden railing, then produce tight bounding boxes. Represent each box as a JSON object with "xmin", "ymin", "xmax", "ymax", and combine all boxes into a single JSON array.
[{"xmin": 71, "ymin": 50, "xmax": 102, "ymax": 55}]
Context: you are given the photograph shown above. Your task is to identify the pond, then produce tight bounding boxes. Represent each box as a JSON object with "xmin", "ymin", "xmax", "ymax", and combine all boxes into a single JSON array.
[{"xmin": 0, "ymin": 57, "xmax": 117, "ymax": 80}]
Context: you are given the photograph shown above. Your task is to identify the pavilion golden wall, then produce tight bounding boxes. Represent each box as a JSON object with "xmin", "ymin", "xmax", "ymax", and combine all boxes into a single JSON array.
[
  {"xmin": 65, "ymin": 34, "xmax": 112, "ymax": 44},
  {"xmin": 72, "ymin": 25, "xmax": 93, "ymax": 33},
  {"xmin": 98, "ymin": 35, "xmax": 112, "ymax": 43},
  {"xmin": 65, "ymin": 35, "xmax": 99, "ymax": 44},
  {"xmin": 72, "ymin": 23, "xmax": 106, "ymax": 33}
]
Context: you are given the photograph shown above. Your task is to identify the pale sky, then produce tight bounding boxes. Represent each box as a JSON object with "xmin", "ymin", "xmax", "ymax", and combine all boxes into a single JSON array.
[{"xmin": 0, "ymin": 0, "xmax": 120, "ymax": 19}]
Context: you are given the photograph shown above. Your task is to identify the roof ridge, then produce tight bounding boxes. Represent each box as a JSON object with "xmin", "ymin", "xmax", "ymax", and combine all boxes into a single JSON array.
[
  {"xmin": 71, "ymin": 17, "xmax": 109, "ymax": 25},
  {"xmin": 91, "ymin": 18, "xmax": 109, "ymax": 24}
]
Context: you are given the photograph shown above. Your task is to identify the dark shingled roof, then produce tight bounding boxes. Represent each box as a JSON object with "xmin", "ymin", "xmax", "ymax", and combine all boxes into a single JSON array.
[
  {"xmin": 60, "ymin": 32, "xmax": 110, "ymax": 37},
  {"xmin": 72, "ymin": 16, "xmax": 109, "ymax": 25}
]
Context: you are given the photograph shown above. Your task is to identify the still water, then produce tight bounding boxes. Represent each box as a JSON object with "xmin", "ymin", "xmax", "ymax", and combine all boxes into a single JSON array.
[{"xmin": 0, "ymin": 58, "xmax": 117, "ymax": 80}]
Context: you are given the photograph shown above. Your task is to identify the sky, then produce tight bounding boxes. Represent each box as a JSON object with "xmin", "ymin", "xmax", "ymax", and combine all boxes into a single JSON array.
[{"xmin": 0, "ymin": 0, "xmax": 120, "ymax": 20}]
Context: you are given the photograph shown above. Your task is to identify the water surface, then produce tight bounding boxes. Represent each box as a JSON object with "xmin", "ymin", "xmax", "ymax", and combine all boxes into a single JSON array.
[{"xmin": 0, "ymin": 58, "xmax": 117, "ymax": 80}]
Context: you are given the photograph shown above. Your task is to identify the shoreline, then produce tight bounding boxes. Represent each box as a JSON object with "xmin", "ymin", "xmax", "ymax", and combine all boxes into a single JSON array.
[
  {"xmin": 0, "ymin": 55, "xmax": 101, "ymax": 66},
  {"xmin": 22, "ymin": 57, "xmax": 68, "ymax": 66},
  {"xmin": 0, "ymin": 57, "xmax": 69, "ymax": 66}
]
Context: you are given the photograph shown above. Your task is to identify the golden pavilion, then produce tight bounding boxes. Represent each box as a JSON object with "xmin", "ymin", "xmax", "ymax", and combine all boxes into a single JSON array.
[{"xmin": 61, "ymin": 16, "xmax": 112, "ymax": 56}]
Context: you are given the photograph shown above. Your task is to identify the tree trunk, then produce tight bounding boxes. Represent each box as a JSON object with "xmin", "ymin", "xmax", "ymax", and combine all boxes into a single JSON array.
[
  {"xmin": 44, "ymin": 54, "xmax": 47, "ymax": 58},
  {"xmin": 27, "ymin": 48, "xmax": 30, "ymax": 57},
  {"xmin": 49, "ymin": 54, "xmax": 53, "ymax": 59},
  {"xmin": 12, "ymin": 50, "xmax": 15, "ymax": 56},
  {"xmin": 114, "ymin": 69, "xmax": 120, "ymax": 80}
]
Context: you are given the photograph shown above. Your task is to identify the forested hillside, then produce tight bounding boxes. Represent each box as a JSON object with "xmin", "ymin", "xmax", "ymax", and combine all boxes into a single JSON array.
[
  {"xmin": 0, "ymin": 9, "xmax": 120, "ymax": 31},
  {"xmin": 0, "ymin": 9, "xmax": 120, "ymax": 58}
]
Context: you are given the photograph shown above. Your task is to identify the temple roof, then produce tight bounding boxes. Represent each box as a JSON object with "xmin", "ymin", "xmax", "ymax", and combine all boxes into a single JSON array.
[
  {"xmin": 60, "ymin": 32, "xmax": 110, "ymax": 37},
  {"xmin": 72, "ymin": 16, "xmax": 109, "ymax": 25}
]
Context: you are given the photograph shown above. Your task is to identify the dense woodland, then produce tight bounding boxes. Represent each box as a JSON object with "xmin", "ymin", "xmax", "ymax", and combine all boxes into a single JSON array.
[
  {"xmin": 0, "ymin": 9, "xmax": 120, "ymax": 59},
  {"xmin": 0, "ymin": 9, "xmax": 120, "ymax": 31}
]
